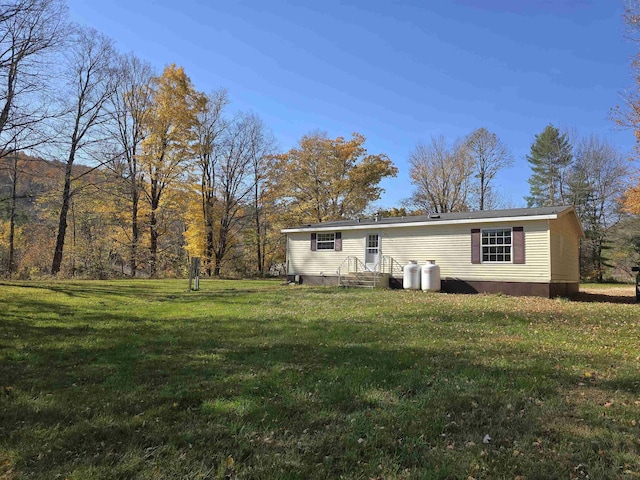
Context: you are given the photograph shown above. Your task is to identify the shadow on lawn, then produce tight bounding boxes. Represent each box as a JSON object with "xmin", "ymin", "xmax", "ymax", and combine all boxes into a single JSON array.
[
  {"xmin": 0, "ymin": 279, "xmax": 281, "ymax": 303},
  {"xmin": 572, "ymin": 291, "xmax": 637, "ymax": 304},
  {"xmin": 2, "ymin": 284, "xmax": 640, "ymax": 478},
  {"xmin": 3, "ymin": 307, "xmax": 640, "ymax": 478},
  {"xmin": 0, "ymin": 280, "xmax": 157, "ymax": 298}
]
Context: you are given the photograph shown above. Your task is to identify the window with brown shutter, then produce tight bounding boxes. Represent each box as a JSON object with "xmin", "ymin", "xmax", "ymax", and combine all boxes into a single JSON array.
[
  {"xmin": 310, "ymin": 233, "xmax": 317, "ymax": 251},
  {"xmin": 473, "ymin": 227, "xmax": 525, "ymax": 264},
  {"xmin": 481, "ymin": 228, "xmax": 512, "ymax": 262},
  {"xmin": 335, "ymin": 232, "xmax": 342, "ymax": 251},
  {"xmin": 316, "ymin": 233, "xmax": 335, "ymax": 250}
]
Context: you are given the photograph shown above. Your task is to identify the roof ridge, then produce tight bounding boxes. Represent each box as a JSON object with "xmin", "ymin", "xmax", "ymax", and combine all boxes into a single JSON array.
[{"xmin": 282, "ymin": 206, "xmax": 576, "ymax": 232}]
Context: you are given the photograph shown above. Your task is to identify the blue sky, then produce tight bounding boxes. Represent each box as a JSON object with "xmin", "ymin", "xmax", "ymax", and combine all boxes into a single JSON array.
[{"xmin": 67, "ymin": 0, "xmax": 637, "ymax": 209}]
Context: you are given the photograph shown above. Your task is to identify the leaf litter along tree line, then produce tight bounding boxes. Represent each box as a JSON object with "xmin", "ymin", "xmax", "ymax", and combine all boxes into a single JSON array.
[{"xmin": 0, "ymin": 0, "xmax": 639, "ymax": 281}]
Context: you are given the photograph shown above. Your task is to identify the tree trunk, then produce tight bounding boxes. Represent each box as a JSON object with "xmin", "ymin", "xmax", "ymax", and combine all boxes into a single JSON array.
[
  {"xmin": 204, "ymin": 195, "xmax": 215, "ymax": 277},
  {"xmin": 255, "ymin": 183, "xmax": 263, "ymax": 276},
  {"xmin": 70, "ymin": 200, "xmax": 76, "ymax": 277},
  {"xmin": 7, "ymin": 152, "xmax": 17, "ymax": 278},
  {"xmin": 205, "ymin": 226, "xmax": 214, "ymax": 277},
  {"xmin": 479, "ymin": 170, "xmax": 486, "ymax": 211},
  {"xmin": 260, "ymin": 213, "xmax": 268, "ymax": 276},
  {"xmin": 595, "ymin": 237, "xmax": 604, "ymax": 283},
  {"xmin": 149, "ymin": 207, "xmax": 158, "ymax": 278},
  {"xmin": 213, "ymin": 214, "xmax": 229, "ymax": 277},
  {"xmin": 51, "ymin": 154, "xmax": 75, "ymax": 275},
  {"xmin": 213, "ymin": 232, "xmax": 224, "ymax": 276},
  {"xmin": 130, "ymin": 181, "xmax": 139, "ymax": 277},
  {"xmin": 256, "ymin": 222, "xmax": 263, "ymax": 276},
  {"xmin": 148, "ymin": 177, "xmax": 160, "ymax": 277}
]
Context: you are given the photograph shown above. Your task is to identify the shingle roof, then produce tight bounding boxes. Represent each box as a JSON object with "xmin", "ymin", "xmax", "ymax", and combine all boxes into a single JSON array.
[{"xmin": 283, "ymin": 205, "xmax": 576, "ymax": 231}]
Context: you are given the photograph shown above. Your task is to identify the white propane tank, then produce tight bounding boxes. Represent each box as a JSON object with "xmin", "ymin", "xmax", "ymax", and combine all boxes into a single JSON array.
[
  {"xmin": 403, "ymin": 260, "xmax": 421, "ymax": 290},
  {"xmin": 421, "ymin": 260, "xmax": 441, "ymax": 292}
]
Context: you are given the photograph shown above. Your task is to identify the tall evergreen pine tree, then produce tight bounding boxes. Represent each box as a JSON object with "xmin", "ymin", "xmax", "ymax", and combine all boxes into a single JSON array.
[{"xmin": 525, "ymin": 124, "xmax": 572, "ymax": 207}]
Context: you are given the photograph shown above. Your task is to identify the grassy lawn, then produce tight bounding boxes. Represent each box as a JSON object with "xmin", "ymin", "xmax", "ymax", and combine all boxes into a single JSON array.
[{"xmin": 1, "ymin": 280, "xmax": 640, "ymax": 479}]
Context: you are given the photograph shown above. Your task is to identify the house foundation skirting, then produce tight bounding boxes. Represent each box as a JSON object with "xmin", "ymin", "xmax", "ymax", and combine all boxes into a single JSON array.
[
  {"xmin": 288, "ymin": 274, "xmax": 578, "ymax": 298},
  {"xmin": 391, "ymin": 277, "xmax": 578, "ymax": 297},
  {"xmin": 287, "ymin": 274, "xmax": 340, "ymax": 286},
  {"xmin": 437, "ymin": 279, "xmax": 578, "ymax": 298}
]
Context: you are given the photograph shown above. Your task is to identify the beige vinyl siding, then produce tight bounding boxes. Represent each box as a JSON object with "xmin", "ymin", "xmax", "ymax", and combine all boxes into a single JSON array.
[
  {"xmin": 287, "ymin": 220, "xmax": 553, "ymax": 283},
  {"xmin": 549, "ymin": 217, "xmax": 580, "ymax": 282},
  {"xmin": 287, "ymin": 230, "xmax": 364, "ymax": 277},
  {"xmin": 380, "ymin": 220, "xmax": 550, "ymax": 283}
]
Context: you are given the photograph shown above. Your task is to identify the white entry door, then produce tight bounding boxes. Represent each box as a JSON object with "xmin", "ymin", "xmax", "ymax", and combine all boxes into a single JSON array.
[{"xmin": 365, "ymin": 234, "xmax": 380, "ymax": 271}]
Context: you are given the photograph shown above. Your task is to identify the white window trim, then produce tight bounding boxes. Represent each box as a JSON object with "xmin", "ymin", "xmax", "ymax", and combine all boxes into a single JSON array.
[
  {"xmin": 481, "ymin": 227, "xmax": 513, "ymax": 264},
  {"xmin": 316, "ymin": 232, "xmax": 335, "ymax": 251}
]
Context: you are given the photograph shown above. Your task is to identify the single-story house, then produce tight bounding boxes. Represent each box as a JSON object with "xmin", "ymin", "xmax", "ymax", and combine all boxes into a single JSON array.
[{"xmin": 281, "ymin": 205, "xmax": 584, "ymax": 297}]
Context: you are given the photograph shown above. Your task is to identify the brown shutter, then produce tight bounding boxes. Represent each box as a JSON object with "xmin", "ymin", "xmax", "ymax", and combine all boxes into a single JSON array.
[
  {"xmin": 513, "ymin": 227, "xmax": 525, "ymax": 264},
  {"xmin": 471, "ymin": 228, "xmax": 481, "ymax": 264},
  {"xmin": 310, "ymin": 233, "xmax": 317, "ymax": 251},
  {"xmin": 334, "ymin": 232, "xmax": 342, "ymax": 251}
]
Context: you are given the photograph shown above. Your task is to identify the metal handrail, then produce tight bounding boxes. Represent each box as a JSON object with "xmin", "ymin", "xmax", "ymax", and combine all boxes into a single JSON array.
[
  {"xmin": 336, "ymin": 256, "xmax": 354, "ymax": 286},
  {"xmin": 381, "ymin": 255, "xmax": 403, "ymax": 276},
  {"xmin": 337, "ymin": 255, "xmax": 408, "ymax": 288},
  {"xmin": 336, "ymin": 255, "xmax": 367, "ymax": 275},
  {"xmin": 337, "ymin": 256, "xmax": 379, "ymax": 287}
]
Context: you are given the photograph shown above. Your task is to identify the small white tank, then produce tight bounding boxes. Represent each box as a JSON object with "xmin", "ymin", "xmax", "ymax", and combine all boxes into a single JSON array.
[
  {"xmin": 421, "ymin": 260, "xmax": 441, "ymax": 292},
  {"xmin": 403, "ymin": 260, "xmax": 421, "ymax": 290}
]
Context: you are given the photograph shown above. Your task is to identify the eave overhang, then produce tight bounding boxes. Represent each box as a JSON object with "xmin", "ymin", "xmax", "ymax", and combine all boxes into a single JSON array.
[{"xmin": 281, "ymin": 214, "xmax": 562, "ymax": 234}]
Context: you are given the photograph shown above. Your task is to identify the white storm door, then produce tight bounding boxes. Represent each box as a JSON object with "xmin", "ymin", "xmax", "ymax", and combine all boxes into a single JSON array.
[{"xmin": 365, "ymin": 234, "xmax": 380, "ymax": 271}]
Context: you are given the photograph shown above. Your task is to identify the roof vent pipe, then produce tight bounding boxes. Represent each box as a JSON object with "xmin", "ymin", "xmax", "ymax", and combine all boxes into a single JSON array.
[{"xmin": 374, "ymin": 212, "xmax": 380, "ymax": 222}]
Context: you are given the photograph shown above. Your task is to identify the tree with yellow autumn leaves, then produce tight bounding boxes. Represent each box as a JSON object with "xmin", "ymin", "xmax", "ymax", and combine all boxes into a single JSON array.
[
  {"xmin": 139, "ymin": 64, "xmax": 203, "ymax": 277},
  {"xmin": 7, "ymin": 0, "xmax": 640, "ymax": 280},
  {"xmin": 272, "ymin": 132, "xmax": 397, "ymax": 225}
]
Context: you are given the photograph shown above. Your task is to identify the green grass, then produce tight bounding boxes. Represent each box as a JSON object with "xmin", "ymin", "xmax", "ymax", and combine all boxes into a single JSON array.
[{"xmin": 1, "ymin": 280, "xmax": 639, "ymax": 479}]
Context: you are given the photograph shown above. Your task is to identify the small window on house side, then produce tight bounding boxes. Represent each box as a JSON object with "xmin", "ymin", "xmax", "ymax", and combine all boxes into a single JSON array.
[
  {"xmin": 316, "ymin": 233, "xmax": 335, "ymax": 250},
  {"xmin": 481, "ymin": 228, "xmax": 512, "ymax": 263}
]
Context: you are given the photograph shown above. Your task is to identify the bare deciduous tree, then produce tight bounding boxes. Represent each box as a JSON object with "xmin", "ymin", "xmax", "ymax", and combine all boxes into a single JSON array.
[
  {"xmin": 109, "ymin": 52, "xmax": 153, "ymax": 276},
  {"xmin": 568, "ymin": 135, "xmax": 628, "ymax": 280},
  {"xmin": 0, "ymin": 0, "xmax": 67, "ymax": 276},
  {"xmin": 211, "ymin": 113, "xmax": 257, "ymax": 276},
  {"xmin": 464, "ymin": 127, "xmax": 513, "ymax": 211},
  {"xmin": 246, "ymin": 114, "xmax": 276, "ymax": 276},
  {"xmin": 193, "ymin": 88, "xmax": 228, "ymax": 276},
  {"xmin": 0, "ymin": 0, "xmax": 67, "ymax": 154},
  {"xmin": 408, "ymin": 135, "xmax": 473, "ymax": 213},
  {"xmin": 623, "ymin": 1, "xmax": 640, "ymax": 40},
  {"xmin": 51, "ymin": 27, "xmax": 117, "ymax": 275},
  {"xmin": 6, "ymin": 148, "xmax": 18, "ymax": 276},
  {"xmin": 612, "ymin": 2, "xmax": 640, "ymax": 156}
]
